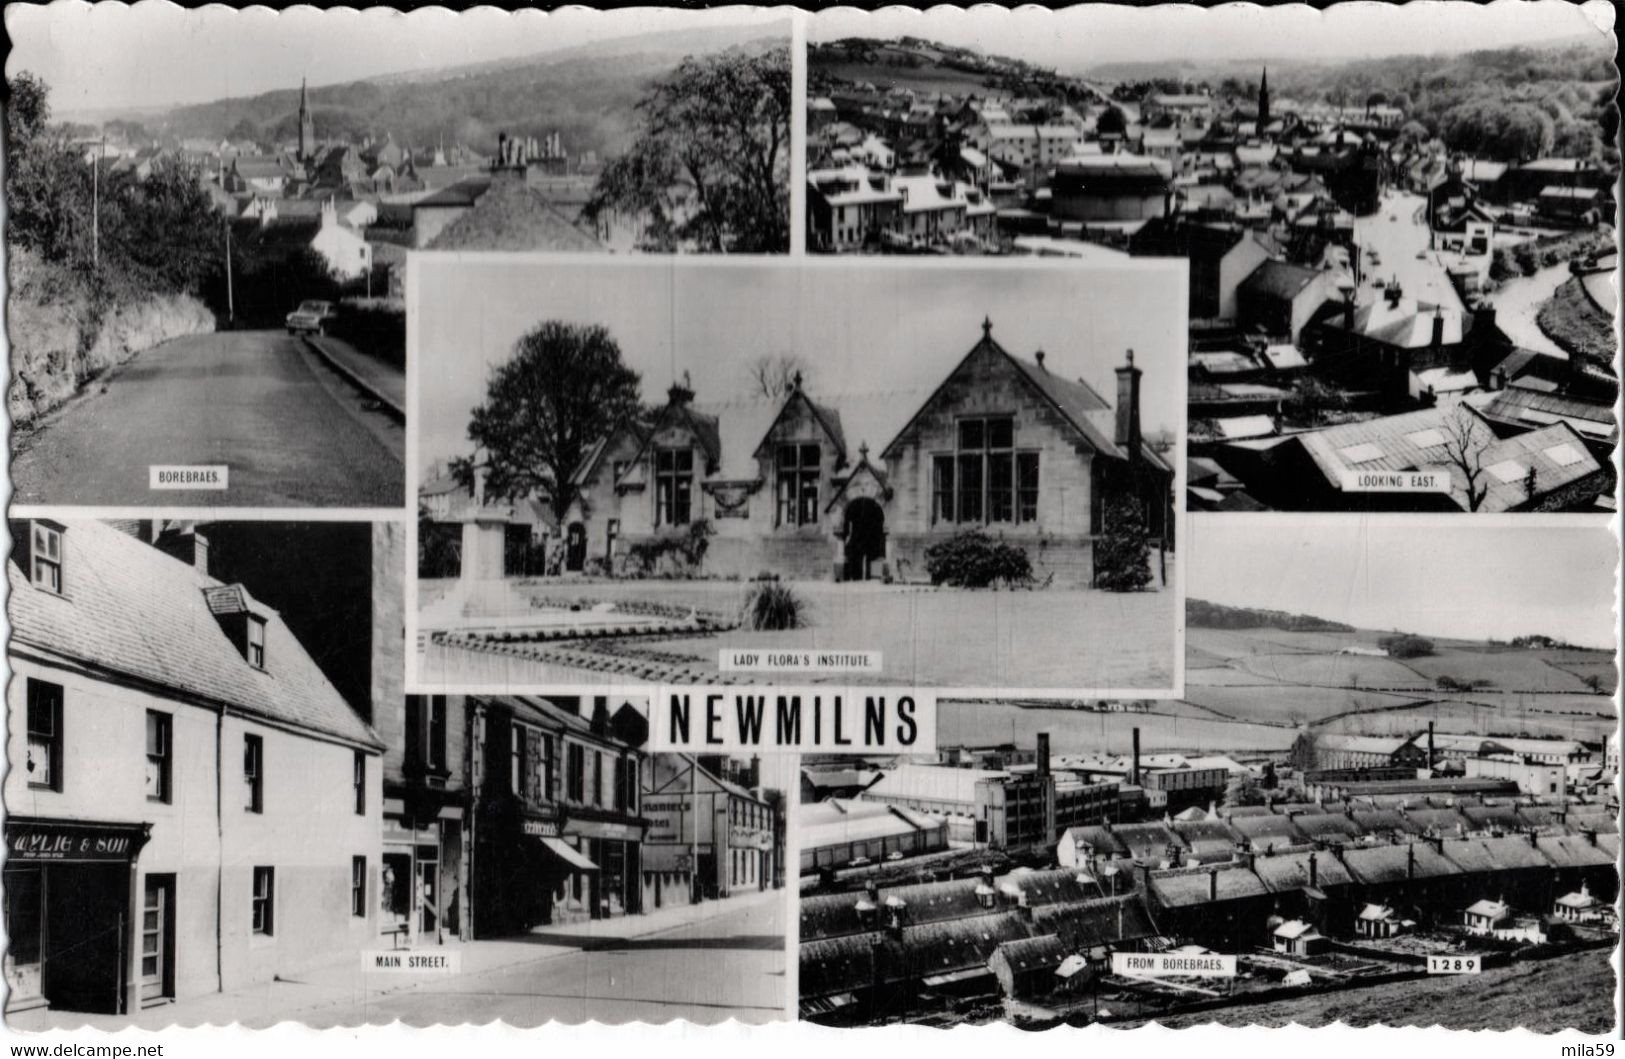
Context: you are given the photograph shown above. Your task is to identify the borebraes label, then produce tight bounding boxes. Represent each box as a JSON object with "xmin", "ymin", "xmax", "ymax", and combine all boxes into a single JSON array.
[{"xmin": 149, "ymin": 465, "xmax": 229, "ymax": 490}]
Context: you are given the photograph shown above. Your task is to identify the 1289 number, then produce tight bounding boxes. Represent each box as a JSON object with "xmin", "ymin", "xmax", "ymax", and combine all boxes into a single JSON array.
[{"xmin": 1426, "ymin": 955, "xmax": 1482, "ymax": 974}]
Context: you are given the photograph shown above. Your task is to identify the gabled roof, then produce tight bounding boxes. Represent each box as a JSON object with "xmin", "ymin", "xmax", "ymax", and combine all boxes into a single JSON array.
[
  {"xmin": 990, "ymin": 933, "xmax": 1070, "ymax": 973},
  {"xmin": 425, "ymin": 175, "xmax": 601, "ymax": 252},
  {"xmin": 1252, "ymin": 849, "xmax": 1354, "ymax": 892},
  {"xmin": 1242, "ymin": 260, "xmax": 1326, "ymax": 302},
  {"xmin": 1340, "ymin": 842, "xmax": 1458, "ymax": 884},
  {"xmin": 9, "ymin": 520, "xmax": 380, "ymax": 749},
  {"xmin": 879, "ymin": 323, "xmax": 1168, "ymax": 472},
  {"xmin": 1151, "ymin": 865, "xmax": 1269, "ymax": 907},
  {"xmin": 751, "ymin": 387, "xmax": 849, "ymax": 466}
]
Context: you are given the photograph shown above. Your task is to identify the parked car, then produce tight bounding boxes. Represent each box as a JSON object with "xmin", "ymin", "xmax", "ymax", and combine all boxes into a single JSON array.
[{"xmin": 285, "ymin": 299, "xmax": 336, "ymax": 335}]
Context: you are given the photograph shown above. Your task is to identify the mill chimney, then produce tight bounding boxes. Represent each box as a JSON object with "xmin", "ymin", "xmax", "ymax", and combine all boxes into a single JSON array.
[
  {"xmin": 1208, "ymin": 868, "xmax": 1218, "ymax": 903},
  {"xmin": 1131, "ymin": 727, "xmax": 1142, "ymax": 787},
  {"xmin": 1037, "ymin": 732, "xmax": 1051, "ymax": 778},
  {"xmin": 1308, "ymin": 851, "xmax": 1318, "ymax": 889}
]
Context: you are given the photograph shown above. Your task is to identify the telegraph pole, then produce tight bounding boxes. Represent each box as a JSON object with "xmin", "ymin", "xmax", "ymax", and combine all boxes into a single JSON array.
[{"xmin": 223, "ymin": 220, "xmax": 235, "ymax": 325}]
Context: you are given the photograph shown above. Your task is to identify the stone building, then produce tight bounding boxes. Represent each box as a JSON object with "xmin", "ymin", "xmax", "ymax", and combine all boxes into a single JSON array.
[{"xmin": 564, "ymin": 320, "xmax": 1173, "ymax": 587}]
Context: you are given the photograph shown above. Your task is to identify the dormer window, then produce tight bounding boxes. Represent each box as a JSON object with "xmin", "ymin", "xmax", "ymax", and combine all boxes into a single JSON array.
[
  {"xmin": 31, "ymin": 522, "xmax": 63, "ymax": 594},
  {"xmin": 246, "ymin": 615, "xmax": 267, "ymax": 669}
]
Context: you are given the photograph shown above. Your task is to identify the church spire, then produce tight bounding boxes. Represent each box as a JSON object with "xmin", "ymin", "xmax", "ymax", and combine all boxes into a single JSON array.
[
  {"xmin": 1257, "ymin": 66, "xmax": 1271, "ymax": 134},
  {"xmin": 298, "ymin": 76, "xmax": 315, "ymax": 163}
]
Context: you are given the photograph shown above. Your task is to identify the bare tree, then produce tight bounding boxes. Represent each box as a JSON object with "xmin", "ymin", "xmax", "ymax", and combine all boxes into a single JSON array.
[
  {"xmin": 748, "ymin": 353, "xmax": 809, "ymax": 400},
  {"xmin": 1438, "ymin": 405, "xmax": 1492, "ymax": 511}
]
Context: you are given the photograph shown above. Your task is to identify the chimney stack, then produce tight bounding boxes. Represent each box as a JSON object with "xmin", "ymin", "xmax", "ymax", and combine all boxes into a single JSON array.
[
  {"xmin": 1115, "ymin": 349, "xmax": 1143, "ymax": 453},
  {"xmin": 1131, "ymin": 728, "xmax": 1142, "ymax": 787},
  {"xmin": 1035, "ymin": 350, "xmax": 1047, "ymax": 372},
  {"xmin": 1308, "ymin": 851, "xmax": 1318, "ymax": 889},
  {"xmin": 155, "ymin": 524, "xmax": 210, "ymax": 576},
  {"xmin": 1037, "ymin": 732, "xmax": 1051, "ymax": 778},
  {"xmin": 1431, "ymin": 305, "xmax": 1446, "ymax": 352},
  {"xmin": 1208, "ymin": 868, "xmax": 1218, "ymax": 903}
]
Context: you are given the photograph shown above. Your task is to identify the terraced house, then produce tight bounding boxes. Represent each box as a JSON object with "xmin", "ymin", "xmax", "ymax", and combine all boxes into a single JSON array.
[
  {"xmin": 4, "ymin": 520, "xmax": 383, "ymax": 1016},
  {"xmin": 565, "ymin": 319, "xmax": 1173, "ymax": 587}
]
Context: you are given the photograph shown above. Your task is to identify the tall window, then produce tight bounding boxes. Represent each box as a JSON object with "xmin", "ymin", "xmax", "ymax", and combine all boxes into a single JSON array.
[
  {"xmin": 406, "ymin": 695, "xmax": 449, "ymax": 773},
  {"xmin": 244, "ymin": 735, "xmax": 263, "ymax": 813},
  {"xmin": 654, "ymin": 448, "xmax": 693, "ymax": 526},
  {"xmin": 353, "ymin": 751, "xmax": 366, "ymax": 815},
  {"xmin": 145, "ymin": 712, "xmax": 172, "ymax": 803},
  {"xmin": 30, "ymin": 522, "xmax": 63, "ymax": 594},
  {"xmin": 510, "ymin": 725, "xmax": 527, "ymax": 798},
  {"xmin": 540, "ymin": 734, "xmax": 555, "ymax": 802},
  {"xmin": 246, "ymin": 615, "xmax": 267, "ymax": 669},
  {"xmin": 776, "ymin": 444, "xmax": 821, "ymax": 526},
  {"xmin": 26, "ymin": 680, "xmax": 63, "ymax": 791},
  {"xmin": 252, "ymin": 867, "xmax": 275, "ymax": 935},
  {"xmin": 932, "ymin": 417, "xmax": 1039, "ymax": 526},
  {"xmin": 567, "ymin": 744, "xmax": 586, "ymax": 802},
  {"xmin": 592, "ymin": 752, "xmax": 604, "ymax": 807},
  {"xmin": 351, "ymin": 856, "xmax": 366, "ymax": 917}
]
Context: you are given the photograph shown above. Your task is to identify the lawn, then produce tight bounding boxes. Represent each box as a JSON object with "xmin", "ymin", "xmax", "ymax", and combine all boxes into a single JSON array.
[{"xmin": 422, "ymin": 579, "xmax": 1177, "ymax": 692}]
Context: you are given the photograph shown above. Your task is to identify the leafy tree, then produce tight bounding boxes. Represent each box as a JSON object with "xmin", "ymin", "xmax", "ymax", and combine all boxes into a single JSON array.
[
  {"xmin": 1438, "ymin": 98, "xmax": 1554, "ymax": 161},
  {"xmin": 465, "ymin": 320, "xmax": 643, "ymax": 522},
  {"xmin": 1094, "ymin": 495, "xmax": 1152, "ymax": 592},
  {"xmin": 1379, "ymin": 632, "xmax": 1435, "ymax": 659},
  {"xmin": 586, "ymin": 46, "xmax": 790, "ymax": 253},
  {"xmin": 1096, "ymin": 104, "xmax": 1128, "ymax": 137},
  {"xmin": 1285, "ymin": 375, "xmax": 1348, "ymax": 426}
]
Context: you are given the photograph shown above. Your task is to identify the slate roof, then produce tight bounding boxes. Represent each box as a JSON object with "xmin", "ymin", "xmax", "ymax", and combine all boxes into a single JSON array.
[
  {"xmin": 1288, "ymin": 407, "xmax": 1603, "ymax": 513},
  {"xmin": 1228, "ymin": 815, "xmax": 1308, "ymax": 847},
  {"xmin": 1339, "ymin": 842, "xmax": 1458, "ymax": 884},
  {"xmin": 1441, "ymin": 835, "xmax": 1556, "ymax": 874},
  {"xmin": 9, "ymin": 520, "xmax": 380, "ymax": 748},
  {"xmin": 1476, "ymin": 387, "xmax": 1616, "ymax": 444},
  {"xmin": 800, "ymin": 932, "xmax": 884, "ymax": 997},
  {"xmin": 1289, "ymin": 812, "xmax": 1365, "ymax": 842},
  {"xmin": 1251, "ymin": 849, "xmax": 1355, "ymax": 892},
  {"xmin": 426, "ymin": 175, "xmax": 602, "ymax": 252},
  {"xmin": 1033, "ymin": 895, "xmax": 1157, "ymax": 950},
  {"xmin": 1535, "ymin": 834, "xmax": 1616, "ymax": 869},
  {"xmin": 1242, "ymin": 260, "xmax": 1326, "ymax": 301},
  {"xmin": 1151, "ymin": 865, "xmax": 1269, "ymax": 907},
  {"xmin": 990, "ymin": 933, "xmax": 1070, "ymax": 974}
]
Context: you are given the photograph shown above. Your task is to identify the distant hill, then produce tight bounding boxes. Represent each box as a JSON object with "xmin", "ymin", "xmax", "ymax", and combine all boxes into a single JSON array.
[
  {"xmin": 94, "ymin": 23, "xmax": 786, "ymax": 162},
  {"xmin": 1187, "ymin": 599, "xmax": 1355, "ymax": 633}
]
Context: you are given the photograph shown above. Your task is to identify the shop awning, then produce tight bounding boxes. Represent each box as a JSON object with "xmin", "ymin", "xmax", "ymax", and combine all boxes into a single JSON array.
[{"xmin": 541, "ymin": 837, "xmax": 599, "ymax": 872}]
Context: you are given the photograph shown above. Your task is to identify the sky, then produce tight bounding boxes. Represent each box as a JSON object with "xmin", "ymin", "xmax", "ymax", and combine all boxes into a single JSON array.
[
  {"xmin": 6, "ymin": 3, "xmax": 791, "ymax": 116},
  {"xmin": 1188, "ymin": 518, "xmax": 1617, "ymax": 649},
  {"xmin": 414, "ymin": 255, "xmax": 1187, "ymax": 468},
  {"xmin": 811, "ymin": 1, "xmax": 1613, "ymax": 70}
]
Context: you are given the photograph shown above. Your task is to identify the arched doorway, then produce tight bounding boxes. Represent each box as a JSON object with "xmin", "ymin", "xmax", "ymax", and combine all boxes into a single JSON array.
[
  {"xmin": 565, "ymin": 522, "xmax": 586, "ymax": 573},
  {"xmin": 843, "ymin": 498, "xmax": 886, "ymax": 582}
]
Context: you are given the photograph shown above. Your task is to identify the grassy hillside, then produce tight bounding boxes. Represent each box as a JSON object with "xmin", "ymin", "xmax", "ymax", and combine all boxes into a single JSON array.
[
  {"xmin": 133, "ymin": 29, "xmax": 785, "ymax": 160},
  {"xmin": 1184, "ymin": 621, "xmax": 1616, "ymax": 745}
]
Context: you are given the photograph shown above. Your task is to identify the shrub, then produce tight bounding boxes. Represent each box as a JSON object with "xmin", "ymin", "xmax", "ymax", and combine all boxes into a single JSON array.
[
  {"xmin": 741, "ymin": 581, "xmax": 806, "ymax": 631},
  {"xmin": 1380, "ymin": 632, "xmax": 1435, "ymax": 659},
  {"xmin": 625, "ymin": 520, "xmax": 714, "ymax": 578},
  {"xmin": 1094, "ymin": 496, "xmax": 1153, "ymax": 592},
  {"xmin": 923, "ymin": 530, "xmax": 1032, "ymax": 588}
]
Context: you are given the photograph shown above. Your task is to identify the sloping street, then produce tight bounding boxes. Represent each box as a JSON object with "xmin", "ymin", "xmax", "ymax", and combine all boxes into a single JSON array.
[{"xmin": 11, "ymin": 329, "xmax": 403, "ymax": 507}]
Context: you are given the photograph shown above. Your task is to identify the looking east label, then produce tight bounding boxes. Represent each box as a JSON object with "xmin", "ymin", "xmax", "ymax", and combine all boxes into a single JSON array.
[{"xmin": 1338, "ymin": 470, "xmax": 1450, "ymax": 493}]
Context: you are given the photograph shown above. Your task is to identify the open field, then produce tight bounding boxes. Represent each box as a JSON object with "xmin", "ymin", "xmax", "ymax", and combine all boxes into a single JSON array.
[
  {"xmin": 1129, "ymin": 948, "xmax": 1615, "ymax": 1033},
  {"xmin": 813, "ymin": 58, "xmax": 995, "ymax": 97},
  {"xmin": 1182, "ymin": 621, "xmax": 1616, "ymax": 746}
]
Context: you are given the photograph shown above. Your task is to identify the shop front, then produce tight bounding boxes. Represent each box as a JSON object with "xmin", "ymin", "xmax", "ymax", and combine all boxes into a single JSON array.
[
  {"xmin": 382, "ymin": 795, "xmax": 467, "ymax": 946},
  {"xmin": 562, "ymin": 816, "xmax": 644, "ymax": 920},
  {"xmin": 3, "ymin": 817, "xmax": 153, "ymax": 1016}
]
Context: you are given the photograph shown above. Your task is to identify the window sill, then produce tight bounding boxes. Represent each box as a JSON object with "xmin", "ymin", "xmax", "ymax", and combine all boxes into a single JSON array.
[{"xmin": 249, "ymin": 932, "xmax": 276, "ymax": 950}]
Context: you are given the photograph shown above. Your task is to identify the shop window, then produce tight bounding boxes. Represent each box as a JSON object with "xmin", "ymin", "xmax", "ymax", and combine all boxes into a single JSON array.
[
  {"xmin": 351, "ymin": 856, "xmax": 366, "ymax": 918},
  {"xmin": 776, "ymin": 443, "xmax": 821, "ymax": 526},
  {"xmin": 246, "ymin": 615, "xmax": 267, "ymax": 670},
  {"xmin": 252, "ymin": 866, "xmax": 275, "ymax": 935},
  {"xmin": 353, "ymin": 751, "xmax": 366, "ymax": 815},
  {"xmin": 145, "ymin": 711, "xmax": 172, "ymax": 803},
  {"xmin": 244, "ymin": 734, "xmax": 263, "ymax": 813},
  {"xmin": 25, "ymin": 680, "xmax": 63, "ymax": 791},
  {"xmin": 654, "ymin": 448, "xmax": 693, "ymax": 526},
  {"xmin": 30, "ymin": 521, "xmax": 64, "ymax": 594}
]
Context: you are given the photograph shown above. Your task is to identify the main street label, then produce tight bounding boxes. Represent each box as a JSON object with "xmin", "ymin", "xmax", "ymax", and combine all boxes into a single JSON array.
[
  {"xmin": 363, "ymin": 951, "xmax": 462, "ymax": 974},
  {"xmin": 652, "ymin": 688, "xmax": 936, "ymax": 753},
  {"xmin": 1338, "ymin": 469, "xmax": 1451, "ymax": 493},
  {"xmin": 1111, "ymin": 952, "xmax": 1237, "ymax": 977},
  {"xmin": 149, "ymin": 465, "xmax": 229, "ymax": 490}
]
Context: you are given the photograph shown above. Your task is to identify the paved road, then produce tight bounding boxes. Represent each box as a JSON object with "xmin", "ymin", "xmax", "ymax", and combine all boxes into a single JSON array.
[
  {"xmin": 295, "ymin": 892, "xmax": 786, "ymax": 1027},
  {"xmin": 1353, "ymin": 191, "xmax": 1467, "ymax": 313},
  {"xmin": 11, "ymin": 329, "xmax": 404, "ymax": 507}
]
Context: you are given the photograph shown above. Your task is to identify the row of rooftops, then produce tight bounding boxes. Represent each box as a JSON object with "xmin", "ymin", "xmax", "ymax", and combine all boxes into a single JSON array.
[{"xmin": 1064, "ymin": 799, "xmax": 1618, "ymax": 867}]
